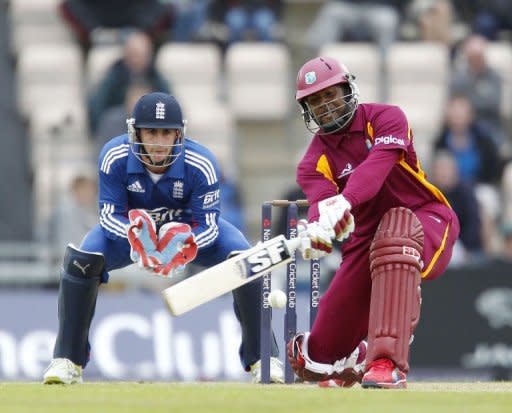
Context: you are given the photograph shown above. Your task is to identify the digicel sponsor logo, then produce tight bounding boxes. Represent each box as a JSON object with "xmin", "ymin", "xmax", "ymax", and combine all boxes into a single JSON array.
[{"xmin": 374, "ymin": 136, "xmax": 405, "ymax": 146}]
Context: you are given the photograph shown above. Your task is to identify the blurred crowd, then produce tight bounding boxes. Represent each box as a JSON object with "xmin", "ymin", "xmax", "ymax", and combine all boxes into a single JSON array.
[{"xmin": 3, "ymin": 0, "xmax": 512, "ymax": 273}]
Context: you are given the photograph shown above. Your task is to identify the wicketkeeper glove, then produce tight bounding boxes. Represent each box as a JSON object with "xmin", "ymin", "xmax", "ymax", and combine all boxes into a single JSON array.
[
  {"xmin": 153, "ymin": 222, "xmax": 198, "ymax": 277},
  {"xmin": 126, "ymin": 209, "xmax": 161, "ymax": 269},
  {"xmin": 127, "ymin": 211, "xmax": 198, "ymax": 278},
  {"xmin": 318, "ymin": 194, "xmax": 355, "ymax": 242}
]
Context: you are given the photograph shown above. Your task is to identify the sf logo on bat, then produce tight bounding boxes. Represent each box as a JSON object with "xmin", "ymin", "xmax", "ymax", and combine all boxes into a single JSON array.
[{"xmin": 237, "ymin": 239, "xmax": 291, "ymax": 278}]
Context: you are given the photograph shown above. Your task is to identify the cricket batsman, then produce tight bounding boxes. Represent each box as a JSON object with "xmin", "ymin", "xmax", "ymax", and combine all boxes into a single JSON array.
[
  {"xmin": 43, "ymin": 92, "xmax": 284, "ymax": 384},
  {"xmin": 287, "ymin": 57, "xmax": 460, "ymax": 388}
]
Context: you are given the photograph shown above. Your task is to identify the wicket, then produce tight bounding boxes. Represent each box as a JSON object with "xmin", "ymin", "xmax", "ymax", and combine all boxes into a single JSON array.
[{"xmin": 260, "ymin": 200, "xmax": 321, "ymax": 384}]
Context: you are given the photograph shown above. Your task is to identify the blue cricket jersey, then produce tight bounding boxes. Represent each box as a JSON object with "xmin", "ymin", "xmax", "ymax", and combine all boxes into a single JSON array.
[{"xmin": 98, "ymin": 134, "xmax": 220, "ymax": 250}]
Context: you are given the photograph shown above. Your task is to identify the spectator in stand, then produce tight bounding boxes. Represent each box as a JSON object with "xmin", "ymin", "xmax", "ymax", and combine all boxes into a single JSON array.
[
  {"xmin": 451, "ymin": 34, "xmax": 504, "ymax": 137},
  {"xmin": 48, "ymin": 173, "xmax": 98, "ymax": 260},
  {"xmin": 472, "ymin": 0, "xmax": 512, "ymax": 40},
  {"xmin": 499, "ymin": 222, "xmax": 512, "ymax": 261},
  {"xmin": 305, "ymin": 1, "xmax": 404, "ymax": 55},
  {"xmin": 434, "ymin": 94, "xmax": 502, "ymax": 186},
  {"xmin": 207, "ymin": 0, "xmax": 283, "ymax": 47},
  {"xmin": 169, "ymin": 0, "xmax": 211, "ymax": 42},
  {"xmin": 430, "ymin": 150, "xmax": 485, "ymax": 264},
  {"xmin": 59, "ymin": 0, "xmax": 174, "ymax": 51},
  {"xmin": 405, "ymin": 0, "xmax": 454, "ymax": 47},
  {"xmin": 94, "ymin": 83, "xmax": 153, "ymax": 157},
  {"xmin": 435, "ymin": 94, "xmax": 503, "ymax": 256},
  {"xmin": 88, "ymin": 31, "xmax": 170, "ymax": 135}
]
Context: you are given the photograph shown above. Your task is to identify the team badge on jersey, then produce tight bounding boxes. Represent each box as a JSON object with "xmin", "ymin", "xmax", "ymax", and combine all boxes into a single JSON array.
[
  {"xmin": 156, "ymin": 101, "xmax": 165, "ymax": 119},
  {"xmin": 338, "ymin": 163, "xmax": 353, "ymax": 179},
  {"xmin": 172, "ymin": 180, "xmax": 184, "ymax": 198},
  {"xmin": 304, "ymin": 71, "xmax": 317, "ymax": 85}
]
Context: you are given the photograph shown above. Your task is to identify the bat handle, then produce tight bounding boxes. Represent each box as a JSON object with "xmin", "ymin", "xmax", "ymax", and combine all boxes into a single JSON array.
[{"xmin": 285, "ymin": 237, "xmax": 302, "ymax": 252}]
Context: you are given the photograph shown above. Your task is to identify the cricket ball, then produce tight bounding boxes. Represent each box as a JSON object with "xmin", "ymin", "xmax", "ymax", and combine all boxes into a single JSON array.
[{"xmin": 269, "ymin": 289, "xmax": 287, "ymax": 309}]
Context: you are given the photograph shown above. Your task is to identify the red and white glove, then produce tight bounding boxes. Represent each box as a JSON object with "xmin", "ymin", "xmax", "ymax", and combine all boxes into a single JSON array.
[
  {"xmin": 318, "ymin": 194, "xmax": 355, "ymax": 242},
  {"xmin": 126, "ymin": 209, "xmax": 161, "ymax": 269},
  {"xmin": 153, "ymin": 222, "xmax": 198, "ymax": 277},
  {"xmin": 297, "ymin": 219, "xmax": 333, "ymax": 260}
]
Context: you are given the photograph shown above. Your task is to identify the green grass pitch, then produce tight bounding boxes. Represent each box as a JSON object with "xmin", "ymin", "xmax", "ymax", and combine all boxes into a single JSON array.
[{"xmin": 1, "ymin": 382, "xmax": 511, "ymax": 413}]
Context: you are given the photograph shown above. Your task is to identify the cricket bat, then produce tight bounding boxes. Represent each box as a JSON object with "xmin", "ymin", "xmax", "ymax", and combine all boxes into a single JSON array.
[{"xmin": 162, "ymin": 235, "xmax": 301, "ymax": 316}]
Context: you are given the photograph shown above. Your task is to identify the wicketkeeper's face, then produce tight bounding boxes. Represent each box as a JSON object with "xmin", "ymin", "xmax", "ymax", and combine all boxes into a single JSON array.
[{"xmin": 139, "ymin": 128, "xmax": 180, "ymax": 166}]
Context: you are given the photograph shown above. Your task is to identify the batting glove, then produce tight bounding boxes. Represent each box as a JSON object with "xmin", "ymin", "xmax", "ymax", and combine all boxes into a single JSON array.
[
  {"xmin": 318, "ymin": 194, "xmax": 355, "ymax": 242},
  {"xmin": 297, "ymin": 219, "xmax": 333, "ymax": 260}
]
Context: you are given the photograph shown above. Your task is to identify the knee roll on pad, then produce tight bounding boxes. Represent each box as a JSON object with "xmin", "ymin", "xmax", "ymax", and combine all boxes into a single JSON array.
[
  {"xmin": 63, "ymin": 244, "xmax": 105, "ymax": 279},
  {"xmin": 366, "ymin": 207, "xmax": 424, "ymax": 373}
]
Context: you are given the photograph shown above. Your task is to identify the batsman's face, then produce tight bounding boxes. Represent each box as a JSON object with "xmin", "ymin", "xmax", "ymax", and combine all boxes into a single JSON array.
[
  {"xmin": 305, "ymin": 85, "xmax": 347, "ymax": 125},
  {"xmin": 139, "ymin": 128, "xmax": 179, "ymax": 166}
]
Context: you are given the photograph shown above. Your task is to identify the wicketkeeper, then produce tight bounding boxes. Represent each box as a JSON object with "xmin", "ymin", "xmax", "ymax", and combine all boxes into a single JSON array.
[{"xmin": 43, "ymin": 92, "xmax": 284, "ymax": 384}]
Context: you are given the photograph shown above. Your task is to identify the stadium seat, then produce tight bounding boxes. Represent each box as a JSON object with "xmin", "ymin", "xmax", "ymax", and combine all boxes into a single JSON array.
[
  {"xmin": 29, "ymin": 105, "xmax": 89, "ymax": 166},
  {"xmin": 319, "ymin": 43, "xmax": 382, "ymax": 103},
  {"xmin": 156, "ymin": 43, "xmax": 222, "ymax": 105},
  {"xmin": 386, "ymin": 42, "xmax": 450, "ymax": 161},
  {"xmin": 225, "ymin": 43, "xmax": 291, "ymax": 120},
  {"xmin": 486, "ymin": 42, "xmax": 512, "ymax": 120},
  {"xmin": 17, "ymin": 44, "xmax": 83, "ymax": 117},
  {"xmin": 35, "ymin": 158, "xmax": 96, "ymax": 234},
  {"xmin": 9, "ymin": 0, "xmax": 73, "ymax": 54},
  {"xmin": 183, "ymin": 102, "xmax": 236, "ymax": 178}
]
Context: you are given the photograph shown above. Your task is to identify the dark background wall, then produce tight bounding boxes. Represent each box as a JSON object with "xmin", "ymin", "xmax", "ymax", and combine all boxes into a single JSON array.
[
  {"xmin": 411, "ymin": 260, "xmax": 512, "ymax": 380},
  {"xmin": 0, "ymin": 2, "xmax": 33, "ymax": 241}
]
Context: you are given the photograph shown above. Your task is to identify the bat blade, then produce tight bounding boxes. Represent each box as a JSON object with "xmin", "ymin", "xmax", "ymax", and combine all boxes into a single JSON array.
[{"xmin": 162, "ymin": 235, "xmax": 301, "ymax": 316}]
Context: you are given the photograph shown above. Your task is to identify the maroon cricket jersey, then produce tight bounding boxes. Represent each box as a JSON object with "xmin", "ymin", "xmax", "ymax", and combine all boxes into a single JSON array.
[{"xmin": 297, "ymin": 103, "xmax": 451, "ymax": 239}]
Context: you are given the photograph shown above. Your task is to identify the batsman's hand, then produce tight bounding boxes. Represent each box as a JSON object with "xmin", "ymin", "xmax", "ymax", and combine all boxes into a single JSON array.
[
  {"xmin": 153, "ymin": 222, "xmax": 198, "ymax": 277},
  {"xmin": 126, "ymin": 209, "xmax": 161, "ymax": 269},
  {"xmin": 318, "ymin": 194, "xmax": 355, "ymax": 242},
  {"xmin": 297, "ymin": 219, "xmax": 333, "ymax": 260}
]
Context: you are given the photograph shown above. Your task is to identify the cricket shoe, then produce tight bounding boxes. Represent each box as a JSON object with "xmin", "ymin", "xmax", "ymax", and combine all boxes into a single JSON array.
[
  {"xmin": 318, "ymin": 340, "xmax": 367, "ymax": 388},
  {"xmin": 361, "ymin": 358, "xmax": 407, "ymax": 389},
  {"xmin": 288, "ymin": 333, "xmax": 367, "ymax": 384},
  {"xmin": 250, "ymin": 357, "xmax": 284, "ymax": 384},
  {"xmin": 43, "ymin": 358, "xmax": 83, "ymax": 384}
]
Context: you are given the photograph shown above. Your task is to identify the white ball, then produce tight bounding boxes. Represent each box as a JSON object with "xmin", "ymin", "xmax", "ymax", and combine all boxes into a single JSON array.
[{"xmin": 269, "ymin": 289, "xmax": 287, "ymax": 309}]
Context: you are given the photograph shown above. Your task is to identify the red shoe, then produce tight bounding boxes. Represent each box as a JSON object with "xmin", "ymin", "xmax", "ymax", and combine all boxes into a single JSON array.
[{"xmin": 361, "ymin": 358, "xmax": 407, "ymax": 389}]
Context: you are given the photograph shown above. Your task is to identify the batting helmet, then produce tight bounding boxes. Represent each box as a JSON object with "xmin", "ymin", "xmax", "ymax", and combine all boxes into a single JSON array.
[
  {"xmin": 127, "ymin": 92, "xmax": 186, "ymax": 167},
  {"xmin": 296, "ymin": 56, "xmax": 359, "ymax": 134}
]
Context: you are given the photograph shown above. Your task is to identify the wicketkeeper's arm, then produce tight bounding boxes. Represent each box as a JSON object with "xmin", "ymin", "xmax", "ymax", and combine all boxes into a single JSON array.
[
  {"xmin": 98, "ymin": 166, "xmax": 130, "ymax": 240},
  {"xmin": 187, "ymin": 166, "xmax": 222, "ymax": 250}
]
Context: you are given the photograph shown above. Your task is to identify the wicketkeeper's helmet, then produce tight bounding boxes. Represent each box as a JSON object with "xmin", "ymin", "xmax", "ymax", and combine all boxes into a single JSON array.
[
  {"xmin": 127, "ymin": 92, "xmax": 186, "ymax": 167},
  {"xmin": 296, "ymin": 56, "xmax": 359, "ymax": 134}
]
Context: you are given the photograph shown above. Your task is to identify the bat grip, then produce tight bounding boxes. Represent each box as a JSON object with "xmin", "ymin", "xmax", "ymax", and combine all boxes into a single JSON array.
[{"xmin": 286, "ymin": 237, "xmax": 302, "ymax": 252}]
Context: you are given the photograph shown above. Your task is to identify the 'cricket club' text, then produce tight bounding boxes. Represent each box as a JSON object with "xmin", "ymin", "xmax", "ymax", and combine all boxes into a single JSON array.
[{"xmin": 310, "ymin": 260, "xmax": 321, "ymax": 308}]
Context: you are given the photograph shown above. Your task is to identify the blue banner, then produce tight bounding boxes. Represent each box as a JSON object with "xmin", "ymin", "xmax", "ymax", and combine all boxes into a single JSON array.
[{"xmin": 0, "ymin": 289, "xmax": 312, "ymax": 381}]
